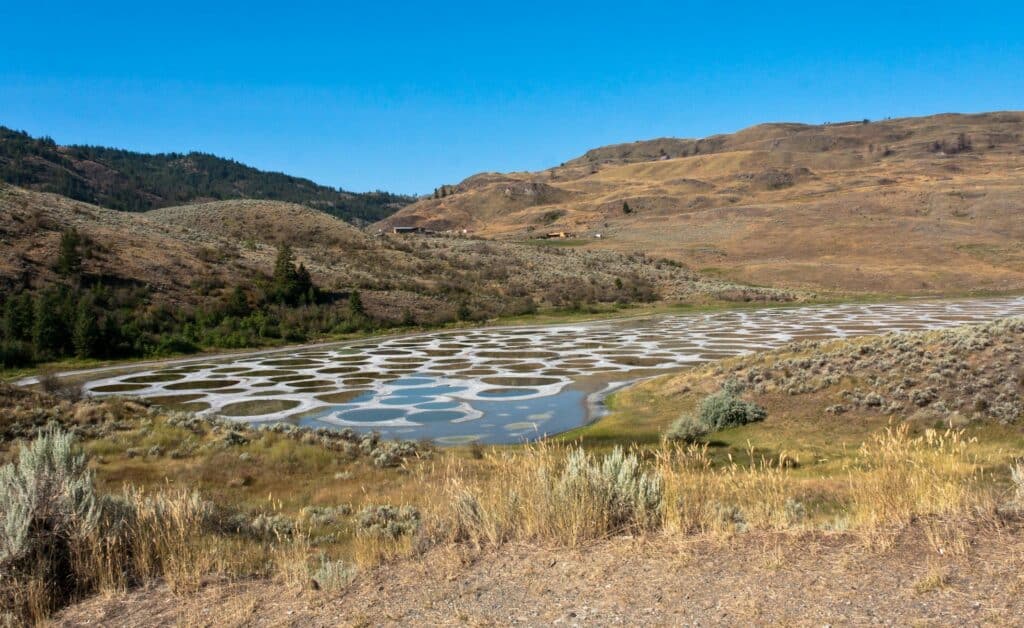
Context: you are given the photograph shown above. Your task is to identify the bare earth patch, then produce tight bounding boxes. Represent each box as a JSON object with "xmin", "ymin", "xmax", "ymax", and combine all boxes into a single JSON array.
[{"xmin": 56, "ymin": 523, "xmax": 1024, "ymax": 626}]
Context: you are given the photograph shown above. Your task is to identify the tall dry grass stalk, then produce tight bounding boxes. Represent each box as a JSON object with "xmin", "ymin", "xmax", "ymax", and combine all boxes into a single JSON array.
[
  {"xmin": 353, "ymin": 533, "xmax": 417, "ymax": 569},
  {"xmin": 428, "ymin": 425, "xmax": 997, "ymax": 551},
  {"xmin": 846, "ymin": 425, "xmax": 993, "ymax": 546},
  {"xmin": 9, "ymin": 487, "xmax": 318, "ymax": 625},
  {"xmin": 848, "ymin": 426, "xmax": 988, "ymax": 523},
  {"xmin": 656, "ymin": 443, "xmax": 798, "ymax": 536},
  {"xmin": 0, "ymin": 428, "xmax": 319, "ymax": 625},
  {"xmin": 435, "ymin": 442, "xmax": 662, "ymax": 548}
]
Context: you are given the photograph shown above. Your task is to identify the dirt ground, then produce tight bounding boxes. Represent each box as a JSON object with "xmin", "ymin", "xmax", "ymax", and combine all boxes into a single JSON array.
[{"xmin": 56, "ymin": 521, "xmax": 1024, "ymax": 626}]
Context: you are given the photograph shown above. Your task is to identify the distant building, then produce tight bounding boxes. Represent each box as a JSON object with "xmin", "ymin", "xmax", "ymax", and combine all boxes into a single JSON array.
[
  {"xmin": 543, "ymin": 231, "xmax": 574, "ymax": 239},
  {"xmin": 393, "ymin": 226, "xmax": 424, "ymax": 234}
]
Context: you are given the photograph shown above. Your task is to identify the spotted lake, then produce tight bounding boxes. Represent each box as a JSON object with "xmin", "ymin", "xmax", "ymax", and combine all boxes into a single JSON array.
[{"xmin": 78, "ymin": 297, "xmax": 1024, "ymax": 444}]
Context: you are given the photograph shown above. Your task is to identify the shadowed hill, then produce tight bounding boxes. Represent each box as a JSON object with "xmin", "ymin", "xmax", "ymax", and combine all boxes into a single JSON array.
[
  {"xmin": 377, "ymin": 111, "xmax": 1024, "ymax": 294},
  {"xmin": 0, "ymin": 126, "xmax": 414, "ymax": 223}
]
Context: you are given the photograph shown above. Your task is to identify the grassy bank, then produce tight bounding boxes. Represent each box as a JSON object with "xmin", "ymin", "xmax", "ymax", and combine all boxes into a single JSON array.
[{"xmin": 4, "ymin": 407, "xmax": 1021, "ymax": 624}]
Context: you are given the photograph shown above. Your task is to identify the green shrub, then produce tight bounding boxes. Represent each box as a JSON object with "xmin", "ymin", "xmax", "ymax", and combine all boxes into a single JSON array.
[
  {"xmin": 666, "ymin": 415, "xmax": 710, "ymax": 443},
  {"xmin": 666, "ymin": 381, "xmax": 767, "ymax": 442},
  {"xmin": 356, "ymin": 505, "xmax": 420, "ymax": 539},
  {"xmin": 310, "ymin": 554, "xmax": 355, "ymax": 591},
  {"xmin": 557, "ymin": 446, "xmax": 663, "ymax": 532},
  {"xmin": 697, "ymin": 382, "xmax": 767, "ymax": 430},
  {"xmin": 0, "ymin": 427, "xmax": 102, "ymax": 618}
]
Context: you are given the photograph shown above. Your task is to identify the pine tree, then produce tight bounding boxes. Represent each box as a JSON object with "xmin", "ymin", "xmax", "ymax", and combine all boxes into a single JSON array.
[
  {"xmin": 295, "ymin": 263, "xmax": 315, "ymax": 304},
  {"xmin": 622, "ymin": 201, "xmax": 633, "ymax": 214},
  {"xmin": 32, "ymin": 290, "xmax": 67, "ymax": 360},
  {"xmin": 72, "ymin": 296, "xmax": 99, "ymax": 358},
  {"xmin": 225, "ymin": 286, "xmax": 250, "ymax": 317},
  {"xmin": 271, "ymin": 244, "xmax": 298, "ymax": 304},
  {"xmin": 2, "ymin": 292, "xmax": 35, "ymax": 341},
  {"xmin": 56, "ymin": 228, "xmax": 82, "ymax": 276},
  {"xmin": 348, "ymin": 289, "xmax": 365, "ymax": 318},
  {"xmin": 270, "ymin": 245, "xmax": 317, "ymax": 306}
]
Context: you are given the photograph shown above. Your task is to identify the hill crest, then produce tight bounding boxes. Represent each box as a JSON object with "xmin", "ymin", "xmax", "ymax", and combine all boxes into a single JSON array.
[
  {"xmin": 0, "ymin": 126, "xmax": 414, "ymax": 224},
  {"xmin": 377, "ymin": 111, "xmax": 1024, "ymax": 294}
]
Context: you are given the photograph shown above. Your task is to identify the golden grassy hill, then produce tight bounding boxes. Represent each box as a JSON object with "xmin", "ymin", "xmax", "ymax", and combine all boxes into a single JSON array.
[{"xmin": 377, "ymin": 111, "xmax": 1024, "ymax": 294}]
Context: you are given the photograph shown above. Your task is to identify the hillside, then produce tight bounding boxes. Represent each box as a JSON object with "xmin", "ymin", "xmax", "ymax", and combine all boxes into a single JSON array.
[
  {"xmin": 0, "ymin": 126, "xmax": 414, "ymax": 223},
  {"xmin": 0, "ymin": 182, "xmax": 801, "ymax": 367},
  {"xmin": 0, "ymin": 185, "xmax": 795, "ymax": 312},
  {"xmin": 378, "ymin": 111, "xmax": 1024, "ymax": 294}
]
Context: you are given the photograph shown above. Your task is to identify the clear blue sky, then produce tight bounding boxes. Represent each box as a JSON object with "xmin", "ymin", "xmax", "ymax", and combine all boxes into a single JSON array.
[{"xmin": 2, "ymin": 1, "xmax": 1022, "ymax": 194}]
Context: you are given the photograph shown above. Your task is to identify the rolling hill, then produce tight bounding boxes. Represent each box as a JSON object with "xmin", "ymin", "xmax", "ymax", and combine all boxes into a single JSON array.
[
  {"xmin": 0, "ymin": 126, "xmax": 414, "ymax": 223},
  {"xmin": 377, "ymin": 111, "xmax": 1024, "ymax": 294},
  {"xmin": 0, "ymin": 184, "xmax": 796, "ymax": 325}
]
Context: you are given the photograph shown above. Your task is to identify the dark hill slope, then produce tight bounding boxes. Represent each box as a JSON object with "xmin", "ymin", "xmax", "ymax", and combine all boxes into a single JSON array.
[{"xmin": 0, "ymin": 126, "xmax": 413, "ymax": 223}]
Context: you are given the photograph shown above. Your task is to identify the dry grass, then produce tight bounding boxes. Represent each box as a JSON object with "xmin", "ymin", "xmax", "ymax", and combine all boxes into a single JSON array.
[
  {"xmin": 2, "ymin": 412, "xmax": 1018, "ymax": 625},
  {"xmin": 846, "ymin": 426, "xmax": 986, "ymax": 534},
  {"xmin": 436, "ymin": 444, "xmax": 662, "ymax": 548},
  {"xmin": 379, "ymin": 111, "xmax": 1024, "ymax": 294},
  {"xmin": 914, "ymin": 562, "xmax": 953, "ymax": 593},
  {"xmin": 424, "ymin": 425, "xmax": 1002, "ymax": 553},
  {"xmin": 2, "ymin": 483, "xmax": 314, "ymax": 625}
]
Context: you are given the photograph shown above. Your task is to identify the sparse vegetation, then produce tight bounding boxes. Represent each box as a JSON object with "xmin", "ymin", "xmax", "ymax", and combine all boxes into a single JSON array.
[{"xmin": 382, "ymin": 112, "xmax": 1024, "ymax": 294}]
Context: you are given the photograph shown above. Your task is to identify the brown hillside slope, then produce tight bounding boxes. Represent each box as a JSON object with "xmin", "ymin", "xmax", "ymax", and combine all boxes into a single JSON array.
[
  {"xmin": 0, "ymin": 185, "xmax": 797, "ymax": 324},
  {"xmin": 377, "ymin": 111, "xmax": 1024, "ymax": 294},
  {"xmin": 0, "ymin": 185, "xmax": 239, "ymax": 301}
]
